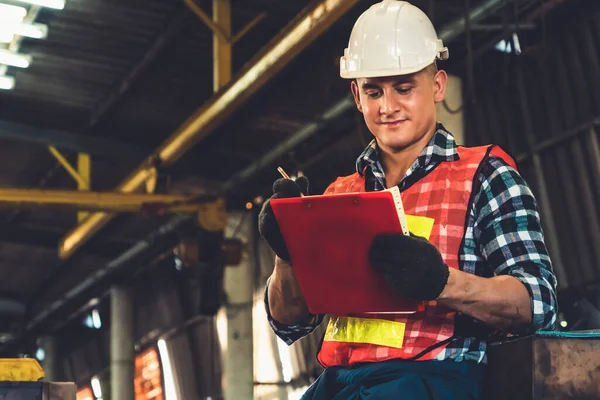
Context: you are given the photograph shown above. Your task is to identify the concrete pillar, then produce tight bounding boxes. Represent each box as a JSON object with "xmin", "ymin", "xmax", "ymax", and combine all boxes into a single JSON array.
[
  {"xmin": 223, "ymin": 212, "xmax": 254, "ymax": 400},
  {"xmin": 40, "ymin": 335, "xmax": 61, "ymax": 382},
  {"xmin": 437, "ymin": 73, "xmax": 464, "ymax": 145},
  {"xmin": 111, "ymin": 285, "xmax": 135, "ymax": 400}
]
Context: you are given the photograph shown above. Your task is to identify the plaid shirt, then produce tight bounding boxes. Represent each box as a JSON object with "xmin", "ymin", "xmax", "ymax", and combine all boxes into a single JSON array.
[{"xmin": 265, "ymin": 124, "xmax": 558, "ymax": 363}]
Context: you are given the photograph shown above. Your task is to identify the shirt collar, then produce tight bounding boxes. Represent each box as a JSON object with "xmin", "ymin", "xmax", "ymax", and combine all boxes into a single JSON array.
[{"xmin": 356, "ymin": 123, "xmax": 460, "ymax": 176}]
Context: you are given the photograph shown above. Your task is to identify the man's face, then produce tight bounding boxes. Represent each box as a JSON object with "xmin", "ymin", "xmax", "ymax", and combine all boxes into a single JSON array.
[{"xmin": 350, "ymin": 67, "xmax": 447, "ymax": 153}]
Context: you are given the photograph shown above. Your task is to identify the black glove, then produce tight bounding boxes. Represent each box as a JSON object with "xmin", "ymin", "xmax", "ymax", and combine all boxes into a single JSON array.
[
  {"xmin": 369, "ymin": 233, "xmax": 449, "ymax": 301},
  {"xmin": 258, "ymin": 176, "xmax": 309, "ymax": 262}
]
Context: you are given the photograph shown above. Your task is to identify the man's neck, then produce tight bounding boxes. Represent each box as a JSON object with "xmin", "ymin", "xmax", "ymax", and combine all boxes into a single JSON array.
[{"xmin": 379, "ymin": 126, "xmax": 437, "ymax": 188}]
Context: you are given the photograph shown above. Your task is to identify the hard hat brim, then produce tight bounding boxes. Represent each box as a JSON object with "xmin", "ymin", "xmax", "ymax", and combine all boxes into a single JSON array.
[{"xmin": 340, "ymin": 61, "xmax": 434, "ymax": 80}]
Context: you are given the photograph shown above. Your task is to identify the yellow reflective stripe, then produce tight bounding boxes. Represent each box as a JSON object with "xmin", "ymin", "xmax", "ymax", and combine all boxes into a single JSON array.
[
  {"xmin": 324, "ymin": 316, "xmax": 406, "ymax": 349},
  {"xmin": 406, "ymin": 214, "xmax": 434, "ymax": 240}
]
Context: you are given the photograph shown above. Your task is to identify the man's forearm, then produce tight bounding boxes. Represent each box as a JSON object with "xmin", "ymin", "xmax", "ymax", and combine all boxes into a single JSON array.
[
  {"xmin": 437, "ymin": 269, "xmax": 532, "ymax": 332},
  {"xmin": 267, "ymin": 256, "xmax": 311, "ymax": 325}
]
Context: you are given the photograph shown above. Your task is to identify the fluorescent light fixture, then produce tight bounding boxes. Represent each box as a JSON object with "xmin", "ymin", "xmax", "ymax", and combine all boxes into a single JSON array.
[
  {"xmin": 12, "ymin": 0, "xmax": 65, "ymax": 10},
  {"xmin": 35, "ymin": 347, "xmax": 45, "ymax": 361},
  {"xmin": 495, "ymin": 39, "xmax": 512, "ymax": 54},
  {"xmin": 83, "ymin": 309, "xmax": 102, "ymax": 329},
  {"xmin": 0, "ymin": 32, "xmax": 14, "ymax": 43},
  {"xmin": 174, "ymin": 256, "xmax": 182, "ymax": 270},
  {"xmin": 495, "ymin": 40, "xmax": 508, "ymax": 53},
  {"xmin": 0, "ymin": 4, "xmax": 27, "ymax": 21},
  {"xmin": 495, "ymin": 33, "xmax": 522, "ymax": 55},
  {"xmin": 92, "ymin": 309, "xmax": 102, "ymax": 329},
  {"xmin": 0, "ymin": 49, "xmax": 31, "ymax": 68},
  {"xmin": 0, "ymin": 22, "xmax": 48, "ymax": 43},
  {"xmin": 0, "ymin": 75, "xmax": 15, "ymax": 90},
  {"xmin": 91, "ymin": 377, "xmax": 103, "ymax": 399},
  {"xmin": 512, "ymin": 32, "xmax": 522, "ymax": 55},
  {"xmin": 157, "ymin": 339, "xmax": 178, "ymax": 400}
]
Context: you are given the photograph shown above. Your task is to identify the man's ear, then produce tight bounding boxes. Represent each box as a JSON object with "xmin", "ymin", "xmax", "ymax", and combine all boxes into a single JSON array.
[
  {"xmin": 433, "ymin": 70, "xmax": 448, "ymax": 103},
  {"xmin": 350, "ymin": 80, "xmax": 363, "ymax": 113}
]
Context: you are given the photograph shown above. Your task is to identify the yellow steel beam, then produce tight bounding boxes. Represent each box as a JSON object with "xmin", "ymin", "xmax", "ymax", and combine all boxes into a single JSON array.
[
  {"xmin": 0, "ymin": 188, "xmax": 194, "ymax": 212},
  {"xmin": 184, "ymin": 0, "xmax": 265, "ymax": 45},
  {"xmin": 213, "ymin": 0, "xmax": 232, "ymax": 92},
  {"xmin": 78, "ymin": 153, "xmax": 91, "ymax": 222},
  {"xmin": 47, "ymin": 145, "xmax": 88, "ymax": 187},
  {"xmin": 232, "ymin": 12, "xmax": 266, "ymax": 44},
  {"xmin": 58, "ymin": 0, "xmax": 358, "ymax": 261},
  {"xmin": 185, "ymin": 0, "xmax": 229, "ymax": 41}
]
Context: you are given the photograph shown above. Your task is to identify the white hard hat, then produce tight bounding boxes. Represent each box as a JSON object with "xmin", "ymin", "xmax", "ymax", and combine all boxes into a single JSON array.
[{"xmin": 340, "ymin": 0, "xmax": 449, "ymax": 79}]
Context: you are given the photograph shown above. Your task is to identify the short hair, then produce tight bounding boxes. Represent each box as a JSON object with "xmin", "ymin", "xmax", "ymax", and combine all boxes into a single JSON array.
[{"xmin": 424, "ymin": 62, "xmax": 438, "ymax": 77}]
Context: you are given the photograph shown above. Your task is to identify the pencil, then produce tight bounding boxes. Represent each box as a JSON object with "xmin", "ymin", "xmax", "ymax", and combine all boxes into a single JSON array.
[
  {"xmin": 277, "ymin": 166, "xmax": 290, "ymax": 180},
  {"xmin": 277, "ymin": 166, "xmax": 304, "ymax": 197}
]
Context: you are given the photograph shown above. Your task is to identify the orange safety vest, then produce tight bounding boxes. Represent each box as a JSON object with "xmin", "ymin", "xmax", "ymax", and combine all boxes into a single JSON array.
[{"xmin": 317, "ymin": 144, "xmax": 516, "ymax": 368}]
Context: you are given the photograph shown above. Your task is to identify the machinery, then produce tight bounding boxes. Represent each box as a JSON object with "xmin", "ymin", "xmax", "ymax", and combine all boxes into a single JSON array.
[{"xmin": 0, "ymin": 358, "xmax": 76, "ymax": 399}]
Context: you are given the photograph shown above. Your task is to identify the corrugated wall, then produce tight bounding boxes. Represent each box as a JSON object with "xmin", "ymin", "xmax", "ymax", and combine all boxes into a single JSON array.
[{"xmin": 465, "ymin": 10, "xmax": 600, "ymax": 291}]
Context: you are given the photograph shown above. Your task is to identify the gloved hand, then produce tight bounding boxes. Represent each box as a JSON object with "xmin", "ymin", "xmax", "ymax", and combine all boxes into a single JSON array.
[
  {"xmin": 258, "ymin": 176, "xmax": 309, "ymax": 262},
  {"xmin": 369, "ymin": 233, "xmax": 449, "ymax": 301}
]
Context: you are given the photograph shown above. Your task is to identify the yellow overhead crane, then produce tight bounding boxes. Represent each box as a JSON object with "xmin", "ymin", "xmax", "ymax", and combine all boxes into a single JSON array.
[
  {"xmin": 35, "ymin": 146, "xmax": 214, "ymax": 214},
  {"xmin": 0, "ymin": 145, "xmax": 229, "ymax": 259}
]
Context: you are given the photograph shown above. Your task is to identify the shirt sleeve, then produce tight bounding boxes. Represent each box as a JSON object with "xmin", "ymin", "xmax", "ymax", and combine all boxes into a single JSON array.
[
  {"xmin": 263, "ymin": 277, "xmax": 325, "ymax": 345},
  {"xmin": 472, "ymin": 156, "xmax": 558, "ymax": 332}
]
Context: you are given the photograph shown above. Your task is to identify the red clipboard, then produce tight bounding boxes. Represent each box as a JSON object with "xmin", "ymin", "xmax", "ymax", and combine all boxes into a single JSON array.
[{"xmin": 271, "ymin": 188, "xmax": 423, "ymax": 316}]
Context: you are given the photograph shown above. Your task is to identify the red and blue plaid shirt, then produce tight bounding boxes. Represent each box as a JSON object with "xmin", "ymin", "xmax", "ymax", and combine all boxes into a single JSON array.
[{"xmin": 265, "ymin": 124, "xmax": 558, "ymax": 363}]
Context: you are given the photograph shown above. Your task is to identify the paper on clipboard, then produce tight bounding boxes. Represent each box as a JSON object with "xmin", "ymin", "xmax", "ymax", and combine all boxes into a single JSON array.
[{"xmin": 386, "ymin": 186, "xmax": 410, "ymax": 236}]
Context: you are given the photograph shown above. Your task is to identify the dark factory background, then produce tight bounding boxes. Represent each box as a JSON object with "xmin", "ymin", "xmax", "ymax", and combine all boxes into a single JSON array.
[{"xmin": 0, "ymin": 0, "xmax": 598, "ymax": 399}]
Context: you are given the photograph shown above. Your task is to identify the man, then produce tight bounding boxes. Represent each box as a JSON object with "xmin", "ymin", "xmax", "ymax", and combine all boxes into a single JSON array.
[{"xmin": 258, "ymin": 1, "xmax": 558, "ymax": 399}]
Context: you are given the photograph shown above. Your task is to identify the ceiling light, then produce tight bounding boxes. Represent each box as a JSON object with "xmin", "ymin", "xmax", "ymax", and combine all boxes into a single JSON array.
[
  {"xmin": 12, "ymin": 0, "xmax": 66, "ymax": 10},
  {"xmin": 91, "ymin": 309, "xmax": 101, "ymax": 329},
  {"xmin": 0, "ymin": 32, "xmax": 14, "ymax": 43},
  {"xmin": 0, "ymin": 75, "xmax": 15, "ymax": 90},
  {"xmin": 35, "ymin": 347, "xmax": 45, "ymax": 361},
  {"xmin": 495, "ymin": 39, "xmax": 512, "ymax": 54},
  {"xmin": 8, "ymin": 22, "xmax": 47, "ymax": 39},
  {"xmin": 91, "ymin": 377, "xmax": 103, "ymax": 399},
  {"xmin": 0, "ymin": 4, "xmax": 27, "ymax": 21},
  {"xmin": 0, "ymin": 22, "xmax": 48, "ymax": 42},
  {"xmin": 0, "ymin": 49, "xmax": 31, "ymax": 68},
  {"xmin": 495, "ymin": 33, "xmax": 522, "ymax": 55},
  {"xmin": 512, "ymin": 32, "xmax": 522, "ymax": 55}
]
